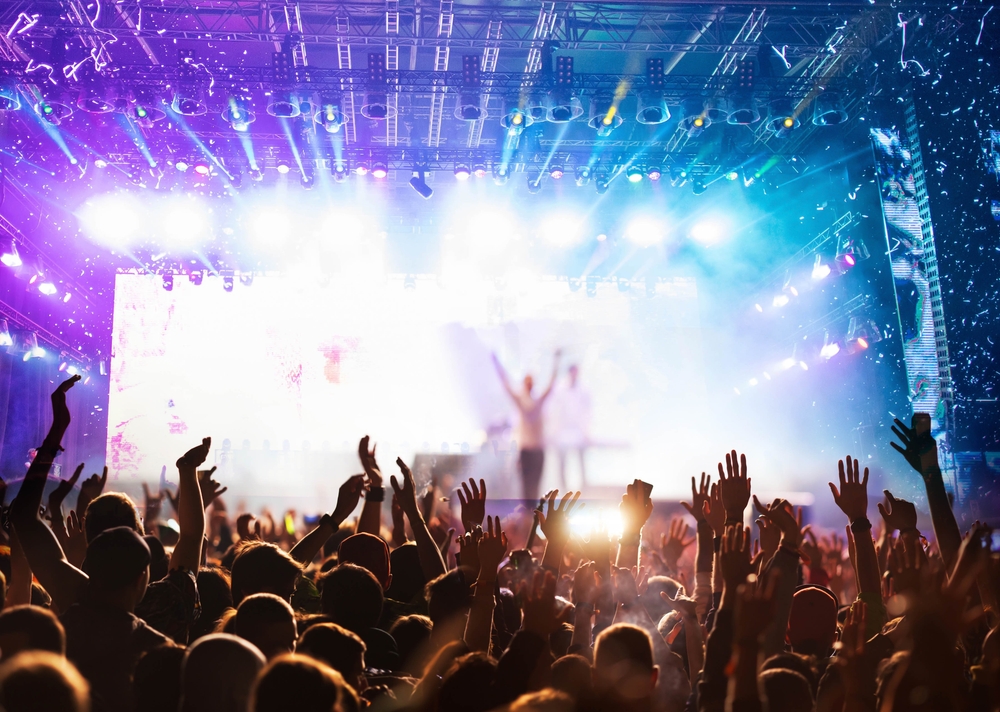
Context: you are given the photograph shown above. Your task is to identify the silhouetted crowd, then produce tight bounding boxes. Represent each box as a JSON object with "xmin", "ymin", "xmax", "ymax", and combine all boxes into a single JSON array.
[{"xmin": 0, "ymin": 374, "xmax": 996, "ymax": 712}]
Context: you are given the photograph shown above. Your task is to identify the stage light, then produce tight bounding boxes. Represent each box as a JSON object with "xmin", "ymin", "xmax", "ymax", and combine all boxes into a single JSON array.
[
  {"xmin": 175, "ymin": 161, "xmax": 190, "ymax": 172},
  {"xmin": 625, "ymin": 217, "xmax": 666, "ymax": 247},
  {"xmin": 813, "ymin": 91, "xmax": 848, "ymax": 126},
  {"xmin": 587, "ymin": 94, "xmax": 623, "ymax": 136},
  {"xmin": 249, "ymin": 207, "xmax": 292, "ymax": 244},
  {"xmin": 646, "ymin": 166, "xmax": 662, "ymax": 181},
  {"xmin": 94, "ymin": 159, "xmax": 108, "ymax": 169},
  {"xmin": 0, "ymin": 321, "xmax": 10, "ymax": 348},
  {"xmin": 189, "ymin": 272, "xmax": 204, "ymax": 286},
  {"xmin": 355, "ymin": 161, "xmax": 370, "ymax": 176},
  {"xmin": 766, "ymin": 99, "xmax": 800, "ymax": 135},
  {"xmin": 856, "ymin": 337, "xmax": 869, "ymax": 349},
  {"xmin": 300, "ymin": 172, "xmax": 314, "ymax": 189},
  {"xmin": 162, "ymin": 199, "xmax": 209, "ymax": 246},
  {"xmin": 372, "ymin": 162, "xmax": 388, "ymax": 179},
  {"xmin": 626, "ymin": 166, "xmax": 643, "ymax": 183},
  {"xmin": 679, "ymin": 97, "xmax": 710, "ymax": 135},
  {"xmin": 575, "ymin": 165, "xmax": 591, "ymax": 186},
  {"xmin": 276, "ymin": 161, "xmax": 291, "ymax": 175},
  {"xmin": 846, "ymin": 315, "xmax": 883, "ymax": 346},
  {"xmin": 34, "ymin": 96, "xmax": 73, "ymax": 125},
  {"xmin": 162, "ymin": 274, "xmax": 174, "ymax": 291},
  {"xmin": 0, "ymin": 85, "xmax": 21, "ymax": 112},
  {"xmin": 691, "ymin": 180, "xmax": 707, "ymax": 195},
  {"xmin": 250, "ymin": 168, "xmax": 264, "ymax": 182},
  {"xmin": 1, "ymin": 242, "xmax": 21, "ymax": 268},
  {"xmin": 836, "ymin": 236, "xmax": 869, "ymax": 266},
  {"xmin": 315, "ymin": 95, "xmax": 349, "ymax": 133},
  {"xmin": 456, "ymin": 55, "xmax": 484, "ymax": 120},
  {"xmin": 472, "ymin": 164, "xmax": 487, "ymax": 178},
  {"xmin": 728, "ymin": 61, "xmax": 759, "ymax": 125},
  {"xmin": 594, "ymin": 172, "xmax": 610, "ymax": 194},
  {"xmin": 63, "ymin": 292, "xmax": 71, "ymax": 303},
  {"xmin": 223, "ymin": 275, "xmax": 234, "ymax": 292},
  {"xmin": 454, "ymin": 164, "xmax": 471, "ymax": 181},
  {"xmin": 637, "ymin": 58, "xmax": 669, "ymax": 124},
  {"xmin": 500, "ymin": 102, "xmax": 534, "ymax": 135},
  {"xmin": 77, "ymin": 84, "xmax": 116, "ymax": 114},
  {"xmin": 193, "ymin": 161, "xmax": 211, "ymax": 176},
  {"xmin": 126, "ymin": 95, "xmax": 166, "ymax": 128},
  {"xmin": 540, "ymin": 214, "xmax": 584, "ymax": 247},
  {"xmin": 526, "ymin": 172, "xmax": 542, "ymax": 194},
  {"xmin": 332, "ymin": 163, "xmax": 349, "ymax": 182},
  {"xmin": 821, "ymin": 342, "xmax": 840, "ymax": 359},
  {"xmin": 38, "ymin": 281, "xmax": 57, "ymax": 296},
  {"xmin": 266, "ymin": 90, "xmax": 301, "ymax": 118},
  {"xmin": 772, "ymin": 294, "xmax": 790, "ymax": 307},
  {"xmin": 725, "ymin": 170, "xmax": 739, "ymax": 181},
  {"xmin": 670, "ymin": 166, "xmax": 688, "ymax": 186},
  {"xmin": 812, "ymin": 255, "xmax": 832, "ymax": 280},
  {"xmin": 780, "ymin": 357, "xmax": 797, "ymax": 370},
  {"xmin": 409, "ymin": 170, "xmax": 434, "ymax": 199},
  {"xmin": 171, "ymin": 89, "xmax": 207, "ymax": 117},
  {"xmin": 77, "ymin": 194, "xmax": 143, "ymax": 248},
  {"xmin": 223, "ymin": 97, "xmax": 256, "ymax": 132},
  {"xmin": 550, "ymin": 165, "xmax": 564, "ymax": 180},
  {"xmin": 239, "ymin": 273, "xmax": 254, "ymax": 287},
  {"xmin": 690, "ymin": 217, "xmax": 730, "ymax": 245},
  {"xmin": 492, "ymin": 165, "xmax": 509, "ymax": 185}
]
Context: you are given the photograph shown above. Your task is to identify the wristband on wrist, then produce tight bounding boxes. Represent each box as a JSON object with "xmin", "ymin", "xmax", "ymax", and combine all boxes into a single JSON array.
[
  {"xmin": 366, "ymin": 486, "xmax": 385, "ymax": 503},
  {"xmin": 618, "ymin": 533, "xmax": 641, "ymax": 547},
  {"xmin": 574, "ymin": 602, "xmax": 595, "ymax": 615},
  {"xmin": 713, "ymin": 536, "xmax": 722, "ymax": 553},
  {"xmin": 899, "ymin": 526, "xmax": 919, "ymax": 536},
  {"xmin": 850, "ymin": 517, "xmax": 872, "ymax": 533}
]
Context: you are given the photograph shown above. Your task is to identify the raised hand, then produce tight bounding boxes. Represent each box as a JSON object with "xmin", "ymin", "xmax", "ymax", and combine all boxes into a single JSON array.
[
  {"xmin": 890, "ymin": 413, "xmax": 939, "ymax": 478},
  {"xmin": 619, "ymin": 481, "xmax": 653, "ymax": 535},
  {"xmin": 734, "ymin": 571, "xmax": 779, "ymax": 643},
  {"xmin": 331, "ymin": 474, "xmax": 366, "ymax": 524},
  {"xmin": 660, "ymin": 517, "xmax": 695, "ymax": 572},
  {"xmin": 456, "ymin": 478, "xmax": 487, "ymax": 533},
  {"xmin": 477, "ymin": 515, "xmax": 508, "ymax": 580},
  {"xmin": 888, "ymin": 536, "xmax": 926, "ymax": 595},
  {"xmin": 720, "ymin": 524, "xmax": 754, "ymax": 592},
  {"xmin": 829, "ymin": 455, "xmax": 869, "ymax": 522},
  {"xmin": 753, "ymin": 496, "xmax": 804, "ymax": 549},
  {"xmin": 44, "ymin": 374, "xmax": 81, "ymax": 449},
  {"xmin": 878, "ymin": 490, "xmax": 918, "ymax": 533},
  {"xmin": 681, "ymin": 473, "xmax": 711, "ymax": 523},
  {"xmin": 236, "ymin": 513, "xmax": 262, "ymax": 541},
  {"xmin": 76, "ymin": 467, "xmax": 108, "ymax": 519},
  {"xmin": 704, "ymin": 483, "xmax": 726, "ymax": 536},
  {"xmin": 573, "ymin": 561, "xmax": 599, "ymax": 607},
  {"xmin": 358, "ymin": 435, "xmax": 382, "ymax": 487},
  {"xmin": 63, "ymin": 510, "xmax": 88, "ymax": 567},
  {"xmin": 521, "ymin": 570, "xmax": 559, "ymax": 637},
  {"xmin": 198, "ymin": 467, "xmax": 228, "ymax": 509},
  {"xmin": 177, "ymin": 437, "xmax": 211, "ymax": 471},
  {"xmin": 612, "ymin": 566, "xmax": 642, "ymax": 607},
  {"xmin": 718, "ymin": 450, "xmax": 751, "ymax": 524},
  {"xmin": 48, "ymin": 463, "xmax": 83, "ymax": 521},
  {"xmin": 391, "ymin": 458, "xmax": 420, "ymax": 518},
  {"xmin": 755, "ymin": 516, "xmax": 780, "ymax": 559},
  {"xmin": 536, "ymin": 490, "xmax": 582, "ymax": 551},
  {"xmin": 456, "ymin": 527, "xmax": 483, "ymax": 577},
  {"xmin": 835, "ymin": 600, "xmax": 868, "ymax": 697},
  {"xmin": 660, "ymin": 589, "xmax": 698, "ymax": 621},
  {"xmin": 391, "ymin": 493, "xmax": 407, "ymax": 547}
]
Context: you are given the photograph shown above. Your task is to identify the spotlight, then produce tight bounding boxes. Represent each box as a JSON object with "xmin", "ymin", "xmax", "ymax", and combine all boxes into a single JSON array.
[
  {"xmin": 239, "ymin": 273, "xmax": 254, "ymax": 287},
  {"xmin": 162, "ymin": 274, "xmax": 174, "ymax": 291},
  {"xmin": 315, "ymin": 95, "xmax": 349, "ymax": 133},
  {"xmin": 0, "ymin": 85, "xmax": 21, "ymax": 112},
  {"xmin": 646, "ymin": 166, "xmax": 662, "ymax": 181},
  {"xmin": 372, "ymin": 161, "xmax": 389, "ymax": 179},
  {"xmin": 456, "ymin": 55, "xmax": 484, "ymax": 120},
  {"xmin": 409, "ymin": 169, "xmax": 434, "ymax": 199},
  {"xmin": 1, "ymin": 242, "xmax": 22, "ymax": 268},
  {"xmin": 361, "ymin": 53, "xmax": 395, "ymax": 120},
  {"xmin": 332, "ymin": 163, "xmax": 349, "ymax": 182},
  {"xmin": 223, "ymin": 275, "xmax": 234, "ymax": 292},
  {"xmin": 670, "ymin": 165, "xmax": 688, "ymax": 186},
  {"xmin": 526, "ymin": 91, "xmax": 548, "ymax": 123},
  {"xmin": 223, "ymin": 97, "xmax": 256, "ymax": 132},
  {"xmin": 625, "ymin": 217, "xmax": 666, "ymax": 247},
  {"xmin": 679, "ymin": 97, "xmax": 710, "ymax": 135},
  {"xmin": 193, "ymin": 161, "xmax": 211, "ymax": 176},
  {"xmin": 473, "ymin": 164, "xmax": 488, "ymax": 178},
  {"xmin": 125, "ymin": 93, "xmax": 166, "ymax": 127},
  {"xmin": 0, "ymin": 320, "xmax": 11, "ymax": 348},
  {"xmin": 691, "ymin": 179, "xmax": 707, "ymax": 195},
  {"xmin": 637, "ymin": 58, "xmax": 669, "ymax": 124},
  {"xmin": 189, "ymin": 272, "xmax": 204, "ymax": 286},
  {"xmin": 594, "ymin": 171, "xmax": 610, "ymax": 194},
  {"xmin": 526, "ymin": 172, "xmax": 542, "ymax": 194},
  {"xmin": 500, "ymin": 103, "xmax": 534, "ymax": 134},
  {"xmin": 38, "ymin": 282, "xmax": 57, "ymax": 296},
  {"xmin": 301, "ymin": 172, "xmax": 314, "ymax": 189},
  {"xmin": 34, "ymin": 96, "xmax": 73, "ymax": 125},
  {"xmin": 813, "ymin": 91, "xmax": 848, "ymax": 126},
  {"xmin": 250, "ymin": 168, "xmax": 264, "ymax": 182},
  {"xmin": 550, "ymin": 165, "xmax": 564, "ymax": 180},
  {"xmin": 276, "ymin": 160, "xmax": 291, "ymax": 175},
  {"xmin": 454, "ymin": 164, "xmax": 471, "ymax": 181},
  {"xmin": 766, "ymin": 99, "xmax": 800, "ymax": 135},
  {"xmin": 266, "ymin": 90, "xmax": 301, "ymax": 118},
  {"xmin": 772, "ymin": 294, "xmax": 790, "ymax": 307},
  {"xmin": 836, "ymin": 236, "xmax": 869, "ymax": 266},
  {"xmin": 626, "ymin": 166, "xmax": 643, "ymax": 183},
  {"xmin": 76, "ymin": 74, "xmax": 117, "ymax": 114},
  {"xmin": 575, "ymin": 165, "xmax": 591, "ymax": 186},
  {"xmin": 171, "ymin": 89, "xmax": 207, "ymax": 117},
  {"xmin": 812, "ymin": 255, "xmax": 832, "ymax": 280},
  {"xmin": 847, "ymin": 315, "xmax": 883, "ymax": 346},
  {"xmin": 355, "ymin": 161, "xmax": 370, "ymax": 176},
  {"xmin": 547, "ymin": 90, "xmax": 583, "ymax": 123},
  {"xmin": 492, "ymin": 165, "xmax": 509, "ymax": 186},
  {"xmin": 587, "ymin": 94, "xmax": 623, "ymax": 136},
  {"xmin": 175, "ymin": 160, "xmax": 190, "ymax": 172}
]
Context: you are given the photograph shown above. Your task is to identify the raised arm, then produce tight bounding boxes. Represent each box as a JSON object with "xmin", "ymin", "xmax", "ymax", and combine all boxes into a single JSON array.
[
  {"xmin": 356, "ymin": 436, "xmax": 384, "ymax": 536},
  {"xmin": 536, "ymin": 350, "xmax": 562, "ymax": 403},
  {"xmin": 490, "ymin": 352, "xmax": 517, "ymax": 400},
  {"xmin": 537, "ymin": 489, "xmax": 581, "ymax": 573},
  {"xmin": 10, "ymin": 376, "xmax": 88, "ymax": 613},
  {"xmin": 616, "ymin": 480, "xmax": 652, "ymax": 570},
  {"xmin": 392, "ymin": 458, "xmax": 446, "ymax": 581},
  {"xmin": 289, "ymin": 474, "xmax": 365, "ymax": 565},
  {"xmin": 890, "ymin": 413, "xmax": 962, "ymax": 569},
  {"xmin": 829, "ymin": 456, "xmax": 880, "ymax": 598},
  {"xmin": 464, "ymin": 516, "xmax": 508, "ymax": 653},
  {"xmin": 169, "ymin": 439, "xmax": 211, "ymax": 573}
]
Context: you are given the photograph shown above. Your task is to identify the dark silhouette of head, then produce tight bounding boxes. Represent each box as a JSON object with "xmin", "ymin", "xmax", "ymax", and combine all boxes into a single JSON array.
[
  {"xmin": 230, "ymin": 541, "xmax": 303, "ymax": 605},
  {"xmin": 235, "ymin": 594, "xmax": 297, "ymax": 660},
  {"xmin": 296, "ymin": 623, "xmax": 367, "ymax": 693},
  {"xmin": 251, "ymin": 654, "xmax": 358, "ymax": 712},
  {"xmin": 180, "ymin": 633, "xmax": 266, "ymax": 712},
  {"xmin": 337, "ymin": 533, "xmax": 392, "ymax": 591},
  {"xmin": 0, "ymin": 605, "xmax": 66, "ymax": 659},
  {"xmin": 84, "ymin": 493, "xmax": 143, "ymax": 542},
  {"xmin": 320, "ymin": 564, "xmax": 383, "ymax": 635},
  {"xmin": 134, "ymin": 645, "xmax": 185, "ymax": 712},
  {"xmin": 0, "ymin": 651, "xmax": 90, "ymax": 712}
]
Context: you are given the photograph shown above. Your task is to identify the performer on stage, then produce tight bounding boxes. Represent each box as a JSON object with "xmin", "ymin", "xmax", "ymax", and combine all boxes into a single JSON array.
[
  {"xmin": 551, "ymin": 364, "xmax": 591, "ymax": 489},
  {"xmin": 491, "ymin": 349, "xmax": 561, "ymax": 502}
]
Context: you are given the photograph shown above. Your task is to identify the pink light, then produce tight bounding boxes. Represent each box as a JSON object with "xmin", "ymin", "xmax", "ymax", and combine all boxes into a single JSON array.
[
  {"xmin": 372, "ymin": 167, "xmax": 387, "ymax": 179},
  {"xmin": 844, "ymin": 254, "xmax": 856, "ymax": 267},
  {"xmin": 194, "ymin": 163, "xmax": 210, "ymax": 175},
  {"xmin": 857, "ymin": 337, "xmax": 868, "ymax": 349}
]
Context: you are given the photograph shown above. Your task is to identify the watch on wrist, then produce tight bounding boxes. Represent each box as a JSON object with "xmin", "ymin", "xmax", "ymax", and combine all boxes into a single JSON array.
[{"xmin": 366, "ymin": 486, "xmax": 385, "ymax": 503}]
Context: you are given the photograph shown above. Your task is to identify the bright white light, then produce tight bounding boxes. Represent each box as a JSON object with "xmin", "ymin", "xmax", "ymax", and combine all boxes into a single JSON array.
[
  {"xmin": 67, "ymin": 365, "xmax": 79, "ymax": 376},
  {"xmin": 77, "ymin": 193, "xmax": 144, "ymax": 248},
  {"xmin": 38, "ymin": 282, "xmax": 57, "ymax": 296},
  {"xmin": 821, "ymin": 343, "xmax": 841, "ymax": 359},
  {"xmin": 320, "ymin": 212, "xmax": 366, "ymax": 243},
  {"xmin": 799, "ymin": 361, "xmax": 809, "ymax": 370},
  {"xmin": 161, "ymin": 198, "xmax": 210, "ymax": 247},
  {"xmin": 32, "ymin": 346, "xmax": 46, "ymax": 358},
  {"xmin": 596, "ymin": 233, "xmax": 607, "ymax": 242},
  {"xmin": 812, "ymin": 255, "xmax": 831, "ymax": 280},
  {"xmin": 625, "ymin": 217, "xmax": 667, "ymax": 247},
  {"xmin": 539, "ymin": 214, "xmax": 584, "ymax": 247},
  {"xmin": 63, "ymin": 293, "xmax": 72, "ymax": 303},
  {"xmin": 772, "ymin": 294, "xmax": 790, "ymax": 307},
  {"xmin": 754, "ymin": 303, "xmax": 763, "ymax": 313},
  {"xmin": 1, "ymin": 252, "xmax": 21, "ymax": 268},
  {"xmin": 780, "ymin": 357, "xmax": 797, "ymax": 370},
  {"xmin": 250, "ymin": 207, "xmax": 292, "ymax": 245},
  {"xmin": 689, "ymin": 217, "xmax": 731, "ymax": 245},
  {"xmin": 749, "ymin": 377, "xmax": 759, "ymax": 386}
]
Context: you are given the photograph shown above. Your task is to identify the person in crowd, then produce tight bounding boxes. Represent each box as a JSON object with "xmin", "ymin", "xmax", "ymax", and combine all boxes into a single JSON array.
[{"xmin": 0, "ymin": 374, "xmax": 997, "ymax": 712}]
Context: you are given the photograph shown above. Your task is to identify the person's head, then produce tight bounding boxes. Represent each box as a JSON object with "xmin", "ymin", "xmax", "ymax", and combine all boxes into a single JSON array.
[
  {"xmin": 337, "ymin": 533, "xmax": 392, "ymax": 591},
  {"xmin": 438, "ymin": 652, "xmax": 497, "ymax": 712},
  {"xmin": 296, "ymin": 623, "xmax": 367, "ymax": 693},
  {"xmin": 84, "ymin": 492, "xmax": 143, "ymax": 542},
  {"xmin": 389, "ymin": 614, "xmax": 433, "ymax": 676},
  {"xmin": 425, "ymin": 568, "xmax": 473, "ymax": 627},
  {"xmin": 509, "ymin": 689, "xmax": 575, "ymax": 712},
  {"xmin": 523, "ymin": 374, "xmax": 534, "ymax": 395},
  {"xmin": 144, "ymin": 535, "xmax": 169, "ymax": 582},
  {"xmin": 550, "ymin": 654, "xmax": 593, "ymax": 702},
  {"xmin": 134, "ymin": 645, "xmax": 185, "ymax": 712},
  {"xmin": 251, "ymin": 654, "xmax": 357, "ymax": 712},
  {"xmin": 0, "ymin": 605, "xmax": 66, "ymax": 659},
  {"xmin": 761, "ymin": 653, "xmax": 818, "ymax": 697},
  {"xmin": 320, "ymin": 564, "xmax": 383, "ymax": 634},
  {"xmin": 759, "ymin": 668, "xmax": 814, "ymax": 712},
  {"xmin": 193, "ymin": 566, "xmax": 234, "ymax": 640},
  {"xmin": 0, "ymin": 651, "xmax": 89, "ymax": 712},
  {"xmin": 81, "ymin": 526, "xmax": 151, "ymax": 609},
  {"xmin": 235, "ymin": 594, "xmax": 297, "ymax": 660},
  {"xmin": 593, "ymin": 624, "xmax": 658, "ymax": 707},
  {"xmin": 230, "ymin": 541, "xmax": 303, "ymax": 605},
  {"xmin": 385, "ymin": 543, "xmax": 425, "ymax": 603},
  {"xmin": 786, "ymin": 585, "xmax": 838, "ymax": 656},
  {"xmin": 180, "ymin": 633, "xmax": 266, "ymax": 712}
]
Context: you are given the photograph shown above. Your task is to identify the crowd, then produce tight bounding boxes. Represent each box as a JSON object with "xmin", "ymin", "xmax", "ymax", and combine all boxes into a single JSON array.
[{"xmin": 0, "ymin": 374, "xmax": 995, "ymax": 712}]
